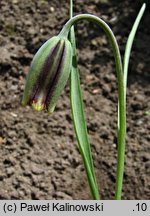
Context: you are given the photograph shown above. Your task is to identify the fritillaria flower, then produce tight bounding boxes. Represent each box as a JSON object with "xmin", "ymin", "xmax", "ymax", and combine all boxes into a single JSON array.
[{"xmin": 22, "ymin": 35, "xmax": 72, "ymax": 113}]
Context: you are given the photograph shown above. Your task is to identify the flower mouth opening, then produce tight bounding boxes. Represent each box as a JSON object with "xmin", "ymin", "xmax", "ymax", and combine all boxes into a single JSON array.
[{"xmin": 32, "ymin": 99, "xmax": 46, "ymax": 111}]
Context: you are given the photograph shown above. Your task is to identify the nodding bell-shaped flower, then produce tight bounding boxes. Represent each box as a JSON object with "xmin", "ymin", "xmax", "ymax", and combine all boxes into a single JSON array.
[{"xmin": 22, "ymin": 35, "xmax": 72, "ymax": 114}]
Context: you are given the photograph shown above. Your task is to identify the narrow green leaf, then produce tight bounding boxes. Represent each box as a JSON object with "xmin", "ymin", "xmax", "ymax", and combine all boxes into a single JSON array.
[
  {"xmin": 70, "ymin": 64, "xmax": 94, "ymax": 175},
  {"xmin": 123, "ymin": 3, "xmax": 146, "ymax": 99},
  {"xmin": 115, "ymin": 3, "xmax": 146, "ymax": 199},
  {"xmin": 69, "ymin": 27, "xmax": 100, "ymax": 200},
  {"xmin": 69, "ymin": 0, "xmax": 100, "ymax": 199}
]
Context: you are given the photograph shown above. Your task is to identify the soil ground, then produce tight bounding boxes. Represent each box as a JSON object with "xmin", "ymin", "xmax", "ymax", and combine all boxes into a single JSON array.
[{"xmin": 0, "ymin": 0, "xmax": 150, "ymax": 199}]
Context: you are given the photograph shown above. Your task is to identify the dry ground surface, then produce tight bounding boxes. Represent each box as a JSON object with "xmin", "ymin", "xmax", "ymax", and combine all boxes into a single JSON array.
[{"xmin": 0, "ymin": 0, "xmax": 150, "ymax": 199}]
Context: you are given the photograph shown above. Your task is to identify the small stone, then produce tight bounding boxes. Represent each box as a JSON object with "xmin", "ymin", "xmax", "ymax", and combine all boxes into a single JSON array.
[
  {"xmin": 12, "ymin": 0, "xmax": 18, "ymax": 4},
  {"xmin": 28, "ymin": 27, "xmax": 36, "ymax": 35},
  {"xmin": 0, "ymin": 137, "xmax": 6, "ymax": 145},
  {"xmin": 8, "ymin": 130, "xmax": 17, "ymax": 138},
  {"xmin": 10, "ymin": 85, "xmax": 18, "ymax": 91},
  {"xmin": 103, "ymin": 84, "xmax": 111, "ymax": 96},
  {"xmin": 6, "ymin": 167, "xmax": 15, "ymax": 176},
  {"xmin": 92, "ymin": 89, "xmax": 100, "ymax": 94},
  {"xmin": 136, "ymin": 119, "xmax": 143, "ymax": 126},
  {"xmin": 31, "ymin": 166, "xmax": 44, "ymax": 175},
  {"xmin": 50, "ymin": 7, "xmax": 55, "ymax": 12},
  {"xmin": 134, "ymin": 94, "xmax": 145, "ymax": 102}
]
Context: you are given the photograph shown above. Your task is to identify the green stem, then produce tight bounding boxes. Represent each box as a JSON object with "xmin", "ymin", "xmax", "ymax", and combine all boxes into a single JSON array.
[
  {"xmin": 60, "ymin": 14, "xmax": 126, "ymax": 199},
  {"xmin": 69, "ymin": 0, "xmax": 73, "ymax": 18}
]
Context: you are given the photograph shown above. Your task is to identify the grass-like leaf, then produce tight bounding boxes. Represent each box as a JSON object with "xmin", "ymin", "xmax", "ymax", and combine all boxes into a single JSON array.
[
  {"xmin": 70, "ymin": 56, "xmax": 100, "ymax": 199},
  {"xmin": 123, "ymin": 3, "xmax": 146, "ymax": 98},
  {"xmin": 69, "ymin": 0, "xmax": 100, "ymax": 199}
]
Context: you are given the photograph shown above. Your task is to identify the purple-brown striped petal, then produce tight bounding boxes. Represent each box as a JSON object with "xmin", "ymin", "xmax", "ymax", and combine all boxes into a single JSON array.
[{"xmin": 22, "ymin": 35, "xmax": 72, "ymax": 113}]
